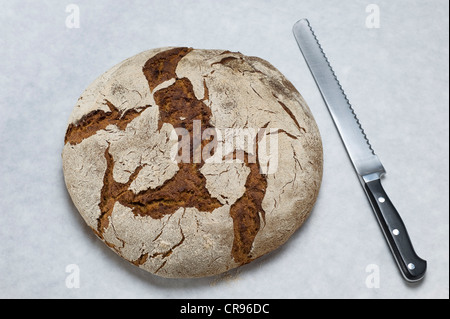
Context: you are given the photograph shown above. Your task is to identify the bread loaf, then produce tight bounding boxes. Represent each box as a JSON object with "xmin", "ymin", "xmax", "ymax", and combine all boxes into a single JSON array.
[{"xmin": 62, "ymin": 47, "xmax": 323, "ymax": 278}]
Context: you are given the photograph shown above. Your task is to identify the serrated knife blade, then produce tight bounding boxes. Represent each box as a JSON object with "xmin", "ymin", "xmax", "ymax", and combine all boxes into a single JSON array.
[{"xmin": 293, "ymin": 18, "xmax": 426, "ymax": 282}]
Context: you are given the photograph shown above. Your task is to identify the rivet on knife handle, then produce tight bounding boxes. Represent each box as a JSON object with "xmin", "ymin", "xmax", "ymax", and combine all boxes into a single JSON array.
[{"xmin": 293, "ymin": 18, "xmax": 426, "ymax": 282}]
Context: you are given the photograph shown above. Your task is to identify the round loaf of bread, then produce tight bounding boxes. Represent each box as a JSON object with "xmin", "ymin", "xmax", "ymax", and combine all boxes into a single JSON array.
[{"xmin": 62, "ymin": 47, "xmax": 323, "ymax": 278}]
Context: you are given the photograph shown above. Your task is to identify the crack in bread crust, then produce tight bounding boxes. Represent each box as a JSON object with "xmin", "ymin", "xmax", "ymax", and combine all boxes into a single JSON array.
[
  {"xmin": 143, "ymin": 47, "xmax": 193, "ymax": 92},
  {"xmin": 64, "ymin": 100, "xmax": 150, "ymax": 145}
]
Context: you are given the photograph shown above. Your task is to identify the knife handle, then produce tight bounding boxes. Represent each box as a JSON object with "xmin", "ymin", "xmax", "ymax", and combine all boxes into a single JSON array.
[{"xmin": 363, "ymin": 178, "xmax": 427, "ymax": 282}]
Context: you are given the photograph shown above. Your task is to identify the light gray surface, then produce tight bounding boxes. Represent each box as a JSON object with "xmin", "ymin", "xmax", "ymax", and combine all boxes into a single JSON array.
[{"xmin": 0, "ymin": 0, "xmax": 448, "ymax": 299}]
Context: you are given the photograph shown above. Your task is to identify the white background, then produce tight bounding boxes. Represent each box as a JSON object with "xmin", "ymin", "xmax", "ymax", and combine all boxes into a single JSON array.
[{"xmin": 0, "ymin": 0, "xmax": 448, "ymax": 299}]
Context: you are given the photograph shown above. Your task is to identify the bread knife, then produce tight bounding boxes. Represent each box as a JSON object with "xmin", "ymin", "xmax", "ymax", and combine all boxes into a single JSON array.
[{"xmin": 292, "ymin": 19, "xmax": 426, "ymax": 282}]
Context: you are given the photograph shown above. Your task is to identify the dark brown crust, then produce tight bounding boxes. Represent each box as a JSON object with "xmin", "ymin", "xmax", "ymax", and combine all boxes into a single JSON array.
[
  {"xmin": 64, "ymin": 100, "xmax": 150, "ymax": 145},
  {"xmin": 142, "ymin": 47, "xmax": 193, "ymax": 92},
  {"xmin": 95, "ymin": 145, "xmax": 144, "ymax": 238},
  {"xmin": 228, "ymin": 145, "xmax": 267, "ymax": 264},
  {"xmin": 131, "ymin": 253, "xmax": 149, "ymax": 266}
]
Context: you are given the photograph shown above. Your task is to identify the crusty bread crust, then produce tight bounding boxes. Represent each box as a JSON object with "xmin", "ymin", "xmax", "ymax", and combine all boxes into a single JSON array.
[{"xmin": 62, "ymin": 48, "xmax": 323, "ymax": 278}]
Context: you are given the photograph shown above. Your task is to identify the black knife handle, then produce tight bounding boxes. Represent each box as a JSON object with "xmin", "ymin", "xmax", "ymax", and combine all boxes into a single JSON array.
[{"xmin": 363, "ymin": 178, "xmax": 427, "ymax": 282}]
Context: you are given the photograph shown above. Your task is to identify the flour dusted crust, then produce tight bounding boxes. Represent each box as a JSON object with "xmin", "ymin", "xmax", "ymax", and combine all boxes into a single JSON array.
[{"xmin": 62, "ymin": 47, "xmax": 323, "ymax": 278}]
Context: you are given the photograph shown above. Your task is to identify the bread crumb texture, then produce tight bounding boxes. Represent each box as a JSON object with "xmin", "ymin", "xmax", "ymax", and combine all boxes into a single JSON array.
[{"xmin": 62, "ymin": 47, "xmax": 323, "ymax": 278}]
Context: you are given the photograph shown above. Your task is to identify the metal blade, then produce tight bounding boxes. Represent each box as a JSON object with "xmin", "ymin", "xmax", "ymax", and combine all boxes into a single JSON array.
[{"xmin": 293, "ymin": 19, "xmax": 385, "ymax": 179}]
